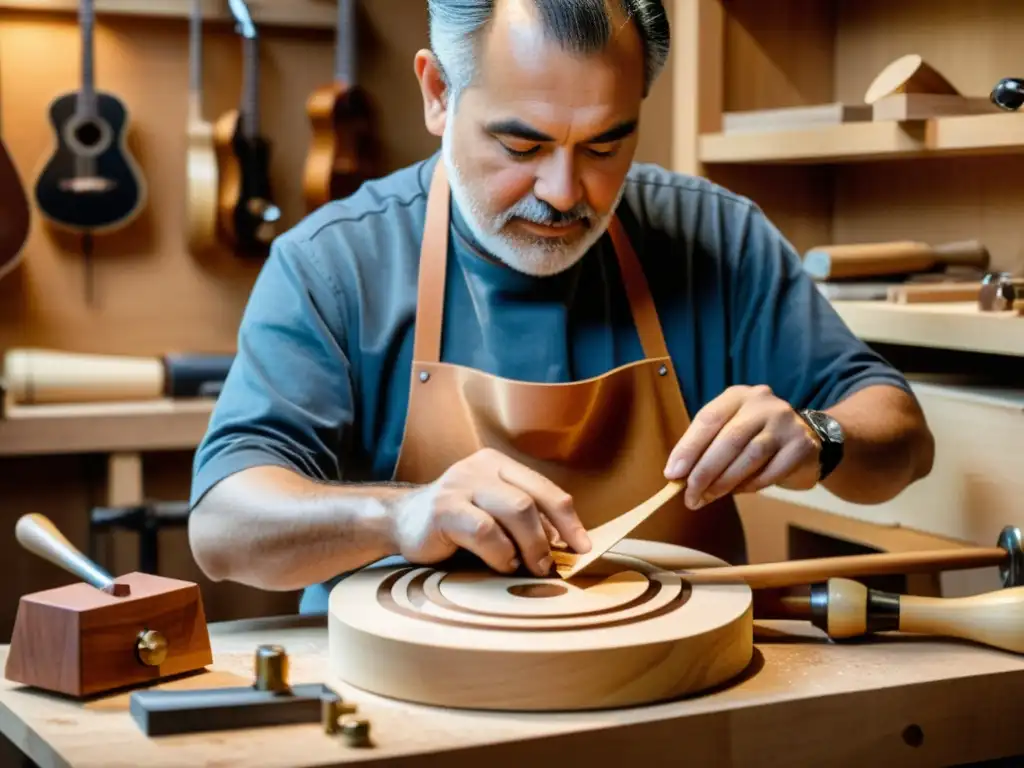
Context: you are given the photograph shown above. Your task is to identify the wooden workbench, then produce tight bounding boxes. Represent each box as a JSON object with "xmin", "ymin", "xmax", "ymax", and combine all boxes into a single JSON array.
[{"xmin": 1, "ymin": 614, "xmax": 1023, "ymax": 767}]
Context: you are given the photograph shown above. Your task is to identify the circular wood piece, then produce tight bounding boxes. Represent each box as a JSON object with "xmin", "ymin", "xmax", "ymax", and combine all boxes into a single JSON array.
[{"xmin": 327, "ymin": 542, "xmax": 753, "ymax": 711}]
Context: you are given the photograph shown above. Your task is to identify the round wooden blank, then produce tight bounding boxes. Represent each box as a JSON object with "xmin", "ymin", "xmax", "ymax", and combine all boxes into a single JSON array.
[{"xmin": 327, "ymin": 542, "xmax": 753, "ymax": 711}]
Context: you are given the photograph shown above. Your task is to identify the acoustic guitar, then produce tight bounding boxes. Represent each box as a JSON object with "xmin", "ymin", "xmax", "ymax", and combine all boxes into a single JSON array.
[
  {"xmin": 33, "ymin": 0, "xmax": 146, "ymax": 233},
  {"xmin": 0, "ymin": 53, "xmax": 30, "ymax": 282},
  {"xmin": 213, "ymin": 0, "xmax": 281, "ymax": 256},
  {"xmin": 184, "ymin": 0, "xmax": 218, "ymax": 254},
  {"xmin": 302, "ymin": 0, "xmax": 380, "ymax": 212}
]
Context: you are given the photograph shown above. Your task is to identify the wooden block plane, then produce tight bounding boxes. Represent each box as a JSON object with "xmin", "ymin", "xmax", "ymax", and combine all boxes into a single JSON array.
[{"xmin": 4, "ymin": 513, "xmax": 213, "ymax": 698}]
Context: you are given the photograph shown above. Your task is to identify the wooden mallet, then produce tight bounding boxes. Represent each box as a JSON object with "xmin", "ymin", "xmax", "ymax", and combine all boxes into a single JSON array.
[{"xmin": 4, "ymin": 513, "xmax": 214, "ymax": 697}]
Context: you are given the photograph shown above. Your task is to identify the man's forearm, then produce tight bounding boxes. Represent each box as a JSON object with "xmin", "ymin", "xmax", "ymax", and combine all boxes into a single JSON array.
[
  {"xmin": 820, "ymin": 384, "xmax": 935, "ymax": 504},
  {"xmin": 188, "ymin": 465, "xmax": 414, "ymax": 591}
]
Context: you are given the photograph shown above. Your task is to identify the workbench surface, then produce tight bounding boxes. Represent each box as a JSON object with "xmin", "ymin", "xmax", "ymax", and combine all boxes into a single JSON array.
[{"xmin": 1, "ymin": 614, "xmax": 1022, "ymax": 767}]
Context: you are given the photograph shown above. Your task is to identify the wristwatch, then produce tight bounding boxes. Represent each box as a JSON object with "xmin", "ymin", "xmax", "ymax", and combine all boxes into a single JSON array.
[{"xmin": 797, "ymin": 409, "xmax": 845, "ymax": 482}]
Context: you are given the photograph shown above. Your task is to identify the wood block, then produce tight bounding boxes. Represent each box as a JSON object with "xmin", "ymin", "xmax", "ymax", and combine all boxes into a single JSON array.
[
  {"xmin": 872, "ymin": 93, "xmax": 999, "ymax": 122},
  {"xmin": 4, "ymin": 572, "xmax": 213, "ymax": 697},
  {"xmin": 722, "ymin": 103, "xmax": 872, "ymax": 134}
]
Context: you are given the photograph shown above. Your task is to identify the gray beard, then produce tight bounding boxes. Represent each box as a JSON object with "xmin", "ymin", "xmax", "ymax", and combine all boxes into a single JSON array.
[{"xmin": 441, "ymin": 124, "xmax": 623, "ymax": 278}]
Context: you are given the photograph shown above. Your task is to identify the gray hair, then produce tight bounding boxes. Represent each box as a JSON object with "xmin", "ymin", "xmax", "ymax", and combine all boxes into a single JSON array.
[{"xmin": 427, "ymin": 0, "xmax": 670, "ymax": 104}]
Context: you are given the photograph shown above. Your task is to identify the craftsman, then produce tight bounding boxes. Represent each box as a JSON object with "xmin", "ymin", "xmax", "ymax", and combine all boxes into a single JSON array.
[{"xmin": 187, "ymin": 0, "xmax": 935, "ymax": 613}]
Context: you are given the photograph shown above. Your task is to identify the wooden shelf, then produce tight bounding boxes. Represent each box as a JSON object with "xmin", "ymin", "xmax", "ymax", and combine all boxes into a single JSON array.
[
  {"xmin": 830, "ymin": 300, "xmax": 1024, "ymax": 357},
  {"xmin": 0, "ymin": 398, "xmax": 214, "ymax": 457},
  {"xmin": 698, "ymin": 113, "xmax": 1024, "ymax": 165},
  {"xmin": 0, "ymin": 0, "xmax": 337, "ymax": 30}
]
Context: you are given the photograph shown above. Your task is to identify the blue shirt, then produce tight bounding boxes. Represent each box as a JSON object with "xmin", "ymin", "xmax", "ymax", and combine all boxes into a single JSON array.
[{"xmin": 190, "ymin": 151, "xmax": 912, "ymax": 613}]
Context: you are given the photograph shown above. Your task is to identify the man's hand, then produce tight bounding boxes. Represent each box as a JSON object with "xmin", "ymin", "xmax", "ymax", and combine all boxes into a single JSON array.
[
  {"xmin": 387, "ymin": 448, "xmax": 592, "ymax": 576},
  {"xmin": 663, "ymin": 385, "xmax": 822, "ymax": 509}
]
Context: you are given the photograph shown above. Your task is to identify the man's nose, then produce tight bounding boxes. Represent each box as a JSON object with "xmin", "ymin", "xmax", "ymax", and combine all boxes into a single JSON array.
[{"xmin": 533, "ymin": 151, "xmax": 583, "ymax": 212}]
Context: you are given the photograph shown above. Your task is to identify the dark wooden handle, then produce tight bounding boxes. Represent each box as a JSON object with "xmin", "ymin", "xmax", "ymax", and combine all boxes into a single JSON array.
[{"xmin": 15, "ymin": 513, "xmax": 118, "ymax": 592}]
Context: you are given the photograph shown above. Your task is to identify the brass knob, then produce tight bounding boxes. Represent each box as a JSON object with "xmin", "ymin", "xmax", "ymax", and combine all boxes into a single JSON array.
[
  {"xmin": 135, "ymin": 629, "xmax": 168, "ymax": 667},
  {"xmin": 341, "ymin": 718, "xmax": 372, "ymax": 748},
  {"xmin": 254, "ymin": 644, "xmax": 289, "ymax": 693}
]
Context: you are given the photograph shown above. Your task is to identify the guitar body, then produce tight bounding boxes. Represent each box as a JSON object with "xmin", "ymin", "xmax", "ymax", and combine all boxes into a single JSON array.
[
  {"xmin": 303, "ymin": 83, "xmax": 380, "ymax": 211},
  {"xmin": 0, "ymin": 137, "xmax": 30, "ymax": 280},
  {"xmin": 213, "ymin": 108, "xmax": 279, "ymax": 255},
  {"xmin": 34, "ymin": 90, "xmax": 145, "ymax": 233},
  {"xmin": 185, "ymin": 116, "xmax": 218, "ymax": 253}
]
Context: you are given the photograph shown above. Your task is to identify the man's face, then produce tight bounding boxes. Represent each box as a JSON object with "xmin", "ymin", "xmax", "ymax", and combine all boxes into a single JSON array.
[{"xmin": 437, "ymin": 1, "xmax": 645, "ymax": 276}]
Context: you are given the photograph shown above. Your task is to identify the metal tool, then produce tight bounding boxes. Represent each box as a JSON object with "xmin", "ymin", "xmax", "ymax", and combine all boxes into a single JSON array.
[{"xmin": 129, "ymin": 644, "xmax": 370, "ymax": 744}]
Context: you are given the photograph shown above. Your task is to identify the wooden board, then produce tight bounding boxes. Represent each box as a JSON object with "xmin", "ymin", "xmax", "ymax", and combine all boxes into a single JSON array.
[
  {"xmin": 722, "ymin": 103, "xmax": 872, "ymax": 134},
  {"xmin": 828, "ymin": 300, "xmax": 1024, "ymax": 357},
  {"xmin": 3, "ymin": 610, "xmax": 1024, "ymax": 766},
  {"xmin": 328, "ymin": 545, "xmax": 753, "ymax": 711},
  {"xmin": 0, "ymin": 0, "xmax": 337, "ymax": 29},
  {"xmin": 0, "ymin": 398, "xmax": 214, "ymax": 456}
]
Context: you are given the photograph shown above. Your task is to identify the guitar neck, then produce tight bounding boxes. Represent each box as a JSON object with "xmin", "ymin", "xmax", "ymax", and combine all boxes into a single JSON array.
[
  {"xmin": 333, "ymin": 0, "xmax": 355, "ymax": 86},
  {"xmin": 79, "ymin": 0, "xmax": 97, "ymax": 115},
  {"xmin": 241, "ymin": 35, "xmax": 260, "ymax": 139},
  {"xmin": 188, "ymin": 0, "xmax": 203, "ymax": 121}
]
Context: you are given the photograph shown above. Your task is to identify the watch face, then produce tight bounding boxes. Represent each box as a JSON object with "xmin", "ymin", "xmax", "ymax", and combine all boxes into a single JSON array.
[{"xmin": 805, "ymin": 410, "xmax": 843, "ymax": 443}]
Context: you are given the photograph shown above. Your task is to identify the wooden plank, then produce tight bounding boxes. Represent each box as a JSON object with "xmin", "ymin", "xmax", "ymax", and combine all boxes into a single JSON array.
[
  {"xmin": 830, "ymin": 300, "xmax": 1024, "ymax": 357},
  {"xmin": 0, "ymin": 0, "xmax": 337, "ymax": 29},
  {"xmin": 723, "ymin": 103, "xmax": 872, "ymax": 134},
  {"xmin": 2, "ymin": 616, "xmax": 1024, "ymax": 766},
  {"xmin": 0, "ymin": 399, "xmax": 214, "ymax": 456},
  {"xmin": 670, "ymin": 0, "xmax": 724, "ymax": 176},
  {"xmin": 698, "ymin": 113, "xmax": 1024, "ymax": 164}
]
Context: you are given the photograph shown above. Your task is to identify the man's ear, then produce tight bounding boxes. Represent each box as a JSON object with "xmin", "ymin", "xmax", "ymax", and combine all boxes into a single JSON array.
[{"xmin": 414, "ymin": 49, "xmax": 449, "ymax": 137}]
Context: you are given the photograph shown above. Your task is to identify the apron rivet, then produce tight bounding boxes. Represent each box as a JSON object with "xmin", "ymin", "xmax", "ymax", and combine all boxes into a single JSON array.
[
  {"xmin": 419, "ymin": 371, "xmax": 430, "ymax": 383},
  {"xmin": 658, "ymin": 365, "xmax": 667, "ymax": 376}
]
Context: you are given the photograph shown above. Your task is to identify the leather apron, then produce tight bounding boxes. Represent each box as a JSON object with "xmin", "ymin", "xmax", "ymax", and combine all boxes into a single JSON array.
[{"xmin": 391, "ymin": 160, "xmax": 746, "ymax": 565}]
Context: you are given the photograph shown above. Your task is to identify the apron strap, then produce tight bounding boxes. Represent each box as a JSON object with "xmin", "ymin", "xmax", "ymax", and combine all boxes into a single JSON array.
[
  {"xmin": 413, "ymin": 158, "xmax": 671, "ymax": 364},
  {"xmin": 607, "ymin": 216, "xmax": 671, "ymax": 360},
  {"xmin": 412, "ymin": 157, "xmax": 452, "ymax": 364}
]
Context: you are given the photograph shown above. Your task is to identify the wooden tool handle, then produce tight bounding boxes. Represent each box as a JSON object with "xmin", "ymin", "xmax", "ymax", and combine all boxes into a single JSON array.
[
  {"xmin": 686, "ymin": 546, "xmax": 1008, "ymax": 590},
  {"xmin": 802, "ymin": 240, "xmax": 989, "ymax": 281},
  {"xmin": 15, "ymin": 513, "xmax": 125, "ymax": 595},
  {"xmin": 2, "ymin": 348, "xmax": 164, "ymax": 405},
  {"xmin": 807, "ymin": 578, "xmax": 1024, "ymax": 654}
]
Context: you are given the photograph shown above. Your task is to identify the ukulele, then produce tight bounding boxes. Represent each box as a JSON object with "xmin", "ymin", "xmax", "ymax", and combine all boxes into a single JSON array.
[
  {"xmin": 33, "ymin": 0, "xmax": 146, "ymax": 233},
  {"xmin": 184, "ymin": 0, "xmax": 218, "ymax": 254},
  {"xmin": 302, "ymin": 0, "xmax": 380, "ymax": 212},
  {"xmin": 0, "ymin": 52, "xmax": 30, "ymax": 282},
  {"xmin": 213, "ymin": 0, "xmax": 281, "ymax": 256}
]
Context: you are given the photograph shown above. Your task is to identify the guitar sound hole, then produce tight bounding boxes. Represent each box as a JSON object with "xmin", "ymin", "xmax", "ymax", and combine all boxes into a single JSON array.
[{"xmin": 73, "ymin": 122, "xmax": 103, "ymax": 147}]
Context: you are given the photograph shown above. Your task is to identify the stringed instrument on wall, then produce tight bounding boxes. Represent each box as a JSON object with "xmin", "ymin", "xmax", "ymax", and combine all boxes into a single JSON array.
[
  {"xmin": 184, "ymin": 0, "xmax": 218, "ymax": 254},
  {"xmin": 302, "ymin": 0, "xmax": 380, "ymax": 212},
  {"xmin": 0, "ymin": 53, "xmax": 31, "ymax": 282},
  {"xmin": 213, "ymin": 0, "xmax": 281, "ymax": 256},
  {"xmin": 33, "ymin": 0, "xmax": 146, "ymax": 234}
]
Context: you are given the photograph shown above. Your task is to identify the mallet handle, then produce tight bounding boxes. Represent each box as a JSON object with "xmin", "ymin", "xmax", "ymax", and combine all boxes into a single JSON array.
[
  {"xmin": 687, "ymin": 546, "xmax": 1007, "ymax": 590},
  {"xmin": 15, "ymin": 513, "xmax": 121, "ymax": 594}
]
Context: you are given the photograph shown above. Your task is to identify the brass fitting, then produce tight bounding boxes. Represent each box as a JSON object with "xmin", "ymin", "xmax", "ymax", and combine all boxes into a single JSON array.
[
  {"xmin": 135, "ymin": 629, "xmax": 168, "ymax": 667},
  {"xmin": 254, "ymin": 645, "xmax": 289, "ymax": 693},
  {"xmin": 321, "ymin": 691, "xmax": 362, "ymax": 742}
]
